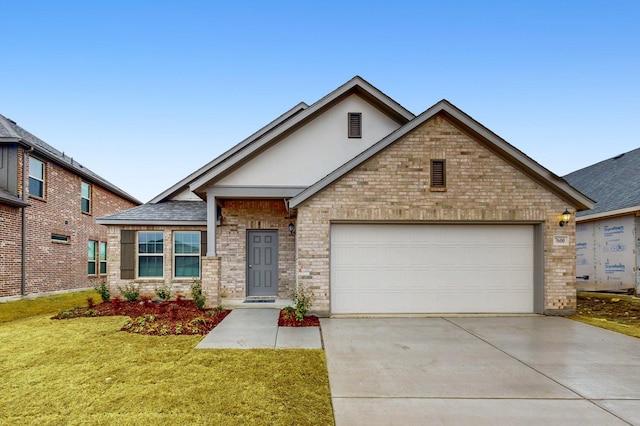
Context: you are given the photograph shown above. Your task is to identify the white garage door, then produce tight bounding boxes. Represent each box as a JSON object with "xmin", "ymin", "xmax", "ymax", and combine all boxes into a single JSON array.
[{"xmin": 330, "ymin": 224, "xmax": 534, "ymax": 314}]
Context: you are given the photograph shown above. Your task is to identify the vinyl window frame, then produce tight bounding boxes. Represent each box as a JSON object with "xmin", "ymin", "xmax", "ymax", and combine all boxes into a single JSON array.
[
  {"xmin": 99, "ymin": 241, "xmax": 107, "ymax": 275},
  {"xmin": 88, "ymin": 240, "xmax": 98, "ymax": 276},
  {"xmin": 137, "ymin": 231, "xmax": 164, "ymax": 278},
  {"xmin": 173, "ymin": 231, "xmax": 201, "ymax": 278},
  {"xmin": 28, "ymin": 156, "xmax": 45, "ymax": 198},
  {"xmin": 81, "ymin": 181, "xmax": 92, "ymax": 214}
]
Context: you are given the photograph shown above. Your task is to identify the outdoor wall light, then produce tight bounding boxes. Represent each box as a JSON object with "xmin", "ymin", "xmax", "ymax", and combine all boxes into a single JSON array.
[
  {"xmin": 288, "ymin": 222, "xmax": 296, "ymax": 235},
  {"xmin": 559, "ymin": 209, "xmax": 571, "ymax": 227}
]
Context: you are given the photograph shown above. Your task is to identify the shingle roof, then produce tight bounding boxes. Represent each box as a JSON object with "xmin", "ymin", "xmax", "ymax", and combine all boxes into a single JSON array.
[
  {"xmin": 97, "ymin": 201, "xmax": 206, "ymax": 224},
  {"xmin": 563, "ymin": 147, "xmax": 640, "ymax": 217},
  {"xmin": 0, "ymin": 114, "xmax": 141, "ymax": 205}
]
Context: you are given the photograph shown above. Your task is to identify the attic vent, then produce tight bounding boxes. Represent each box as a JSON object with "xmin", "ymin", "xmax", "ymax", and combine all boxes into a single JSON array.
[
  {"xmin": 613, "ymin": 153, "xmax": 625, "ymax": 160},
  {"xmin": 430, "ymin": 159, "xmax": 446, "ymax": 188},
  {"xmin": 348, "ymin": 112, "xmax": 362, "ymax": 138}
]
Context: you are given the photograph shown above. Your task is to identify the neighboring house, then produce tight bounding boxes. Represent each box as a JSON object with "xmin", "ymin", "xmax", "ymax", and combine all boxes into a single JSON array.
[
  {"xmin": 98, "ymin": 76, "xmax": 593, "ymax": 316},
  {"xmin": 564, "ymin": 148, "xmax": 640, "ymax": 294},
  {"xmin": 0, "ymin": 114, "xmax": 141, "ymax": 299}
]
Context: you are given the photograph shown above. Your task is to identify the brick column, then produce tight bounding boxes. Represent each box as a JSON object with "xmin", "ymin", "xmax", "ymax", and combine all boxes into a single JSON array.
[{"xmin": 201, "ymin": 256, "xmax": 221, "ymax": 307}]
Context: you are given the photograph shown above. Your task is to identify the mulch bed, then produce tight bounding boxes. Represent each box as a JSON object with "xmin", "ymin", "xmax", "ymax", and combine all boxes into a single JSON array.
[
  {"xmin": 278, "ymin": 308, "xmax": 320, "ymax": 327},
  {"xmin": 52, "ymin": 297, "xmax": 230, "ymax": 336}
]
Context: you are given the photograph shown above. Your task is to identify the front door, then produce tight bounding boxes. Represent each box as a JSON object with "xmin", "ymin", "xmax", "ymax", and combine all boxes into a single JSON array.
[{"xmin": 247, "ymin": 230, "xmax": 279, "ymax": 297}]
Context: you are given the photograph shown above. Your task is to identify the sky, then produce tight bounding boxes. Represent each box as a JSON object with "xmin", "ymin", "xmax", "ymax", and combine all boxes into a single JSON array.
[{"xmin": 2, "ymin": 0, "xmax": 638, "ymax": 203}]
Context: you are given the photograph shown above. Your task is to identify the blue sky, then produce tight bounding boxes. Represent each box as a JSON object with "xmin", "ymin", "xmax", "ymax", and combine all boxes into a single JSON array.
[{"xmin": 3, "ymin": 1, "xmax": 638, "ymax": 203}]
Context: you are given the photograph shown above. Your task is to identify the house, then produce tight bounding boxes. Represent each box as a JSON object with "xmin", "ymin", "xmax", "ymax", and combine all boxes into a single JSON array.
[
  {"xmin": 97, "ymin": 76, "xmax": 593, "ymax": 316},
  {"xmin": 564, "ymin": 148, "xmax": 640, "ymax": 294},
  {"xmin": 0, "ymin": 114, "xmax": 141, "ymax": 299}
]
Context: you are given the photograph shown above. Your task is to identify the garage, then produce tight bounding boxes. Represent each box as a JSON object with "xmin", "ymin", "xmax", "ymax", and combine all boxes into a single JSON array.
[{"xmin": 330, "ymin": 224, "xmax": 535, "ymax": 314}]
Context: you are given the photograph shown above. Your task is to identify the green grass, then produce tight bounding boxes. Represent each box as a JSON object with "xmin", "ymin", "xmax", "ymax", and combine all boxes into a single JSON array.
[
  {"xmin": 0, "ymin": 294, "xmax": 334, "ymax": 425},
  {"xmin": 0, "ymin": 290, "xmax": 100, "ymax": 323}
]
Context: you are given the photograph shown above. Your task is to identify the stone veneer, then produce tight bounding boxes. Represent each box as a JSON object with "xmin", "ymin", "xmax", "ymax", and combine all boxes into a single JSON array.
[{"xmin": 295, "ymin": 114, "xmax": 577, "ymax": 316}]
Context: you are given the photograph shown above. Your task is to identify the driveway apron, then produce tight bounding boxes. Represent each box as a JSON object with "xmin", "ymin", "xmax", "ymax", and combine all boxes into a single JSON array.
[{"xmin": 321, "ymin": 316, "xmax": 640, "ymax": 425}]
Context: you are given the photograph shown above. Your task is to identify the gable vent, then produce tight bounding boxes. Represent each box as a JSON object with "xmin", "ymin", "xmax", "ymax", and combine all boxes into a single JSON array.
[
  {"xmin": 348, "ymin": 112, "xmax": 362, "ymax": 138},
  {"xmin": 431, "ymin": 159, "xmax": 446, "ymax": 187}
]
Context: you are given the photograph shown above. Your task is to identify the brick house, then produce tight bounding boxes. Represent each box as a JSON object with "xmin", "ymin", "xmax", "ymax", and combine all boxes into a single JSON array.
[
  {"xmin": 98, "ymin": 76, "xmax": 593, "ymax": 316},
  {"xmin": 0, "ymin": 114, "xmax": 141, "ymax": 299}
]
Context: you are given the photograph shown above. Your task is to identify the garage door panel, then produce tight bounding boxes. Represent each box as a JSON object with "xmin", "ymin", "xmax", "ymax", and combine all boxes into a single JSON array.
[{"xmin": 330, "ymin": 224, "xmax": 534, "ymax": 314}]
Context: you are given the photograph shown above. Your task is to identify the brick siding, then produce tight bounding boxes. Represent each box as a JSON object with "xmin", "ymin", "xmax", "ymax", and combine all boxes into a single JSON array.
[
  {"xmin": 106, "ymin": 225, "xmax": 207, "ymax": 299},
  {"xmin": 295, "ymin": 114, "xmax": 577, "ymax": 315},
  {"xmin": 0, "ymin": 146, "xmax": 138, "ymax": 298}
]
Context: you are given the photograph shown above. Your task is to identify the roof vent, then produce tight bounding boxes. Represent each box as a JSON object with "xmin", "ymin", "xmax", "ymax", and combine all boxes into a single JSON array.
[{"xmin": 612, "ymin": 153, "xmax": 625, "ymax": 160}]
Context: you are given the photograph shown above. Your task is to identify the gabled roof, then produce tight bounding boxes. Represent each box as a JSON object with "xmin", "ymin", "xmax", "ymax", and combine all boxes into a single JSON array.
[
  {"xmin": 0, "ymin": 114, "xmax": 141, "ymax": 205},
  {"xmin": 289, "ymin": 99, "xmax": 594, "ymax": 211},
  {"xmin": 150, "ymin": 76, "xmax": 415, "ymax": 203},
  {"xmin": 97, "ymin": 201, "xmax": 206, "ymax": 225},
  {"xmin": 564, "ymin": 147, "xmax": 640, "ymax": 219}
]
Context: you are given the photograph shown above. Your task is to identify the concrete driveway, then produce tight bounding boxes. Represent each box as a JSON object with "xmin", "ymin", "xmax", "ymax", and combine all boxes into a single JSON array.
[{"xmin": 320, "ymin": 316, "xmax": 640, "ymax": 425}]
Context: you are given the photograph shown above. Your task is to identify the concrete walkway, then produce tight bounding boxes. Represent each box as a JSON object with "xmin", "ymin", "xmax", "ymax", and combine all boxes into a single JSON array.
[
  {"xmin": 196, "ymin": 308, "xmax": 322, "ymax": 349},
  {"xmin": 321, "ymin": 316, "xmax": 640, "ymax": 425}
]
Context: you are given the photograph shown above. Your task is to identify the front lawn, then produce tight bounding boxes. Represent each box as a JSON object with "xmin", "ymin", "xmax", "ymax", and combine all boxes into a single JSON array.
[{"xmin": 0, "ymin": 295, "xmax": 334, "ymax": 425}]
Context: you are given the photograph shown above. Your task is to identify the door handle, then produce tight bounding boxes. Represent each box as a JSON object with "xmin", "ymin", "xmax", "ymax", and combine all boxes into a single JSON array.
[{"xmin": 249, "ymin": 265, "xmax": 252, "ymax": 268}]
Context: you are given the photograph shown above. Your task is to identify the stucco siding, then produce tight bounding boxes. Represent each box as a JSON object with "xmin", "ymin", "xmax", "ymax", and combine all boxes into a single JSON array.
[{"xmin": 216, "ymin": 94, "xmax": 402, "ymax": 187}]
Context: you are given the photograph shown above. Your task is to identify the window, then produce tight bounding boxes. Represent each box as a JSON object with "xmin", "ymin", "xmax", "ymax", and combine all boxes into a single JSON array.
[
  {"xmin": 99, "ymin": 242, "xmax": 107, "ymax": 275},
  {"xmin": 430, "ymin": 159, "xmax": 446, "ymax": 188},
  {"xmin": 52, "ymin": 234, "xmax": 70, "ymax": 243},
  {"xmin": 88, "ymin": 240, "xmax": 97, "ymax": 275},
  {"xmin": 81, "ymin": 182, "xmax": 91, "ymax": 213},
  {"xmin": 138, "ymin": 231, "xmax": 163, "ymax": 277},
  {"xmin": 174, "ymin": 231, "xmax": 201, "ymax": 277},
  {"xmin": 348, "ymin": 112, "xmax": 362, "ymax": 138},
  {"xmin": 28, "ymin": 157, "xmax": 45, "ymax": 198}
]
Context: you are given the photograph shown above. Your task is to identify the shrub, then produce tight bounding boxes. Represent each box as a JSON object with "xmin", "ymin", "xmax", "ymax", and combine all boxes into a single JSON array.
[
  {"xmin": 87, "ymin": 297, "xmax": 96, "ymax": 309},
  {"xmin": 291, "ymin": 285, "xmax": 314, "ymax": 322},
  {"xmin": 94, "ymin": 281, "xmax": 111, "ymax": 303},
  {"xmin": 154, "ymin": 285, "xmax": 171, "ymax": 301},
  {"xmin": 191, "ymin": 279, "xmax": 207, "ymax": 310},
  {"xmin": 119, "ymin": 282, "xmax": 140, "ymax": 302}
]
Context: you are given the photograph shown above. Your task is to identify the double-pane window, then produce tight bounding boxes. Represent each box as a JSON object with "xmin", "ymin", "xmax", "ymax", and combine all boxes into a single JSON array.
[
  {"xmin": 174, "ymin": 231, "xmax": 200, "ymax": 277},
  {"xmin": 88, "ymin": 240, "xmax": 97, "ymax": 275},
  {"xmin": 29, "ymin": 157, "xmax": 45, "ymax": 197},
  {"xmin": 99, "ymin": 242, "xmax": 107, "ymax": 274},
  {"xmin": 138, "ymin": 231, "xmax": 163, "ymax": 277},
  {"xmin": 81, "ymin": 182, "xmax": 91, "ymax": 213}
]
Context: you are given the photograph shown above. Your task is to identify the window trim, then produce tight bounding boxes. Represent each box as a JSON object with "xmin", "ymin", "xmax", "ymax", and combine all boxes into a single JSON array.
[
  {"xmin": 430, "ymin": 159, "xmax": 446, "ymax": 190},
  {"xmin": 28, "ymin": 156, "xmax": 45, "ymax": 199},
  {"xmin": 81, "ymin": 181, "xmax": 92, "ymax": 214},
  {"xmin": 137, "ymin": 231, "xmax": 164, "ymax": 278},
  {"xmin": 88, "ymin": 240, "xmax": 98, "ymax": 276},
  {"xmin": 348, "ymin": 112, "xmax": 362, "ymax": 138},
  {"xmin": 173, "ymin": 231, "xmax": 201, "ymax": 278}
]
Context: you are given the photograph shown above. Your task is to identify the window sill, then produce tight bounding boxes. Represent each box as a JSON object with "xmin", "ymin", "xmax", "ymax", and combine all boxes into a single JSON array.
[
  {"xmin": 82, "ymin": 211, "xmax": 93, "ymax": 216},
  {"xmin": 28, "ymin": 194, "xmax": 46, "ymax": 202},
  {"xmin": 430, "ymin": 187, "xmax": 447, "ymax": 192}
]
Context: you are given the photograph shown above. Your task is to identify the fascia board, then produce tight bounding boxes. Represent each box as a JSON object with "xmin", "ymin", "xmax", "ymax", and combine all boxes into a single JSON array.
[{"xmin": 576, "ymin": 206, "xmax": 640, "ymax": 222}]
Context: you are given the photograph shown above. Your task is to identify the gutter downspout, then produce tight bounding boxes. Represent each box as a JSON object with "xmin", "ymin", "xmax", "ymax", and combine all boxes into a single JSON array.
[{"xmin": 21, "ymin": 144, "xmax": 34, "ymax": 296}]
